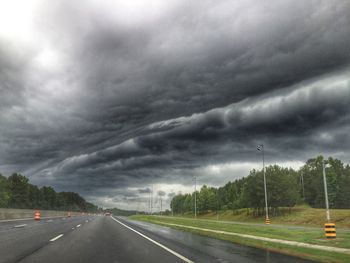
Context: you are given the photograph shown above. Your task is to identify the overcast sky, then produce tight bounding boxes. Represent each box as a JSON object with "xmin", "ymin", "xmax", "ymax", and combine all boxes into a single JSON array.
[{"xmin": 0, "ymin": 0, "xmax": 350, "ymax": 210}]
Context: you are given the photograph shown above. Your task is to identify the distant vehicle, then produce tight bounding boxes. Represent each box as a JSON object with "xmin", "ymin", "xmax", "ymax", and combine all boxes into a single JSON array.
[{"xmin": 105, "ymin": 212, "xmax": 111, "ymax": 216}]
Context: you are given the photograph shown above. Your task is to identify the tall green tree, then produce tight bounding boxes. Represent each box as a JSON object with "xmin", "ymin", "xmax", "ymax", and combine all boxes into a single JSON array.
[
  {"xmin": 266, "ymin": 165, "xmax": 299, "ymax": 208},
  {"xmin": 0, "ymin": 174, "xmax": 10, "ymax": 207},
  {"xmin": 8, "ymin": 173, "xmax": 30, "ymax": 208}
]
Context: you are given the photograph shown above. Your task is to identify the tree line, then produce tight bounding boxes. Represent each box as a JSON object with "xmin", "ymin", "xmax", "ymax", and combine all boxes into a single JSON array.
[
  {"xmin": 170, "ymin": 156, "xmax": 350, "ymax": 215},
  {"xmin": 0, "ymin": 173, "xmax": 100, "ymax": 212},
  {"xmin": 106, "ymin": 207, "xmax": 143, "ymax": 216}
]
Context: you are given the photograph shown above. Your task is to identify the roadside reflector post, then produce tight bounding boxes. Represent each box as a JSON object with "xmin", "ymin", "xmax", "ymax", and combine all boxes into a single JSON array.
[
  {"xmin": 34, "ymin": 210, "xmax": 41, "ymax": 221},
  {"xmin": 67, "ymin": 211, "xmax": 71, "ymax": 217},
  {"xmin": 325, "ymin": 223, "xmax": 336, "ymax": 239}
]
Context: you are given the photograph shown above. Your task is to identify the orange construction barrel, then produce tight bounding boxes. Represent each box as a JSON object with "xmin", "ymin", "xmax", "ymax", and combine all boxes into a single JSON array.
[{"xmin": 34, "ymin": 210, "xmax": 41, "ymax": 221}]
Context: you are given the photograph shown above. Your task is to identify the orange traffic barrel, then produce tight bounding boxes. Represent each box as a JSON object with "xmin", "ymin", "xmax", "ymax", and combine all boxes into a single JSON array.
[
  {"xmin": 265, "ymin": 218, "xmax": 270, "ymax": 225},
  {"xmin": 34, "ymin": 210, "xmax": 41, "ymax": 221},
  {"xmin": 325, "ymin": 223, "xmax": 336, "ymax": 239}
]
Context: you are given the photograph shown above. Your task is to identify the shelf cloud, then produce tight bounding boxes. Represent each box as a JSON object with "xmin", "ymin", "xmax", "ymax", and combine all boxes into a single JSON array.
[{"xmin": 0, "ymin": 0, "xmax": 349, "ymax": 209}]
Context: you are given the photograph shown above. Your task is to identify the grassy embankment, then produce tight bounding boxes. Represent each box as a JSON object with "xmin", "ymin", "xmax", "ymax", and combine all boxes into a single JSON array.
[
  {"xmin": 172, "ymin": 205, "xmax": 350, "ymax": 228},
  {"xmin": 130, "ymin": 206, "xmax": 350, "ymax": 263}
]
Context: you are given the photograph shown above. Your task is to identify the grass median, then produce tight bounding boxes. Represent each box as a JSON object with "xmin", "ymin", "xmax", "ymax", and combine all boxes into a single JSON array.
[{"xmin": 129, "ymin": 215, "xmax": 350, "ymax": 263}]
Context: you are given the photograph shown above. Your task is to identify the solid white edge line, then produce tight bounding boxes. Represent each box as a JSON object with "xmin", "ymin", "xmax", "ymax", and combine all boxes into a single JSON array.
[
  {"xmin": 50, "ymin": 234, "xmax": 64, "ymax": 242},
  {"xmin": 76, "ymin": 224, "xmax": 81, "ymax": 227},
  {"xmin": 111, "ymin": 216, "xmax": 194, "ymax": 263}
]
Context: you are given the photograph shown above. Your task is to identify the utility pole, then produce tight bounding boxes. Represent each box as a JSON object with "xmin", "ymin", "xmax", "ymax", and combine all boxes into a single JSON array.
[{"xmin": 257, "ymin": 144, "xmax": 269, "ymax": 224}]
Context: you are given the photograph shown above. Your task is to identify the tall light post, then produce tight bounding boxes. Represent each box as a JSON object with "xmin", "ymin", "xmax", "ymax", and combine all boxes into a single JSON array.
[
  {"xmin": 257, "ymin": 144, "xmax": 270, "ymax": 224},
  {"xmin": 194, "ymin": 176, "xmax": 197, "ymax": 219},
  {"xmin": 322, "ymin": 159, "xmax": 336, "ymax": 239},
  {"xmin": 151, "ymin": 185, "xmax": 154, "ymax": 215},
  {"xmin": 160, "ymin": 196, "xmax": 162, "ymax": 216},
  {"xmin": 322, "ymin": 160, "xmax": 330, "ymax": 222},
  {"xmin": 216, "ymin": 190, "xmax": 219, "ymax": 221},
  {"xmin": 149, "ymin": 188, "xmax": 151, "ymax": 214},
  {"xmin": 300, "ymin": 172, "xmax": 305, "ymax": 201},
  {"xmin": 171, "ymin": 188, "xmax": 174, "ymax": 217}
]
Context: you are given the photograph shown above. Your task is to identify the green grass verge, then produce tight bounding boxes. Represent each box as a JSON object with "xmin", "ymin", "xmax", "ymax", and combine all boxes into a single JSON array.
[
  {"xmin": 130, "ymin": 215, "xmax": 350, "ymax": 263},
  {"xmin": 171, "ymin": 206, "xmax": 350, "ymax": 228}
]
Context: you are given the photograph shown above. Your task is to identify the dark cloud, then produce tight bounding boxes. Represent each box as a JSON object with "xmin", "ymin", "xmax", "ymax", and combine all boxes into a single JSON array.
[
  {"xmin": 138, "ymin": 188, "xmax": 151, "ymax": 194},
  {"xmin": 0, "ymin": 0, "xmax": 350, "ymax": 209},
  {"xmin": 157, "ymin": 190, "xmax": 166, "ymax": 197},
  {"xmin": 0, "ymin": 40, "xmax": 33, "ymax": 109}
]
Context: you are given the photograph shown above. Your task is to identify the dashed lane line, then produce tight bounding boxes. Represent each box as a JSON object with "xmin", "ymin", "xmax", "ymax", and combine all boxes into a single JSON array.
[
  {"xmin": 50, "ymin": 234, "xmax": 64, "ymax": 242},
  {"xmin": 14, "ymin": 224, "xmax": 27, "ymax": 228}
]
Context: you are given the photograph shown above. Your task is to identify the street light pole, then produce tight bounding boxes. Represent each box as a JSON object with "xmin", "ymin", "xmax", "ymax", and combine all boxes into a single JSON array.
[
  {"xmin": 257, "ymin": 144, "xmax": 269, "ymax": 224},
  {"xmin": 160, "ymin": 196, "xmax": 162, "ymax": 216},
  {"xmin": 149, "ymin": 188, "xmax": 151, "ymax": 214},
  {"xmin": 300, "ymin": 172, "xmax": 305, "ymax": 201},
  {"xmin": 322, "ymin": 159, "xmax": 336, "ymax": 239},
  {"xmin": 322, "ymin": 160, "xmax": 330, "ymax": 222},
  {"xmin": 216, "ymin": 190, "xmax": 219, "ymax": 221},
  {"xmin": 194, "ymin": 176, "xmax": 197, "ymax": 219},
  {"xmin": 151, "ymin": 185, "xmax": 154, "ymax": 215}
]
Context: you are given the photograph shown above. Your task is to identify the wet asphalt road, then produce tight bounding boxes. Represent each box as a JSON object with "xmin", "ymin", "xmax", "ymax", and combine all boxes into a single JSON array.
[{"xmin": 0, "ymin": 215, "xmax": 315, "ymax": 263}]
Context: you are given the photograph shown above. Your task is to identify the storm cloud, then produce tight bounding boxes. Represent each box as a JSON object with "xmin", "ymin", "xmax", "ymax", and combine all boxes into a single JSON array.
[{"xmin": 0, "ymin": 0, "xmax": 349, "ymax": 209}]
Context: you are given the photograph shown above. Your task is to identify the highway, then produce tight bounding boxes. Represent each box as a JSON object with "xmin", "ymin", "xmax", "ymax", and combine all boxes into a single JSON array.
[{"xmin": 0, "ymin": 215, "xmax": 314, "ymax": 263}]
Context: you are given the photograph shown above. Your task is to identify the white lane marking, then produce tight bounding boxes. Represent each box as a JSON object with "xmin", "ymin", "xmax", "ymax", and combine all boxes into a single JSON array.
[
  {"xmin": 50, "ymin": 234, "xmax": 64, "ymax": 242},
  {"xmin": 0, "ymin": 218, "xmax": 33, "ymax": 222},
  {"xmin": 72, "ymin": 227, "xmax": 75, "ymax": 229},
  {"xmin": 0, "ymin": 216, "xmax": 65, "ymax": 223},
  {"xmin": 14, "ymin": 224, "xmax": 27, "ymax": 228},
  {"xmin": 111, "ymin": 216, "xmax": 194, "ymax": 263},
  {"xmin": 46, "ymin": 219, "xmax": 53, "ymax": 222},
  {"xmin": 76, "ymin": 224, "xmax": 81, "ymax": 228}
]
